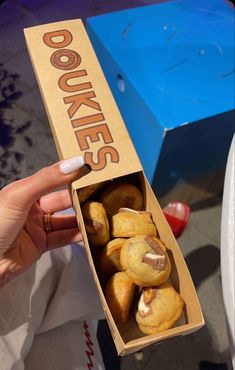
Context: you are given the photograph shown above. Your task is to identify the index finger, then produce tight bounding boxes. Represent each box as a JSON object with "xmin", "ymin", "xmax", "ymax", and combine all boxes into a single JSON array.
[
  {"xmin": 0, "ymin": 156, "xmax": 86, "ymax": 210},
  {"xmin": 39, "ymin": 189, "xmax": 72, "ymax": 213}
]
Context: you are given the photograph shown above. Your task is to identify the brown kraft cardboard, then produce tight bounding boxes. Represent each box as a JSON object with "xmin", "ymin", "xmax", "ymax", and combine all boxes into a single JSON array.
[{"xmin": 24, "ymin": 19, "xmax": 204, "ymax": 355}]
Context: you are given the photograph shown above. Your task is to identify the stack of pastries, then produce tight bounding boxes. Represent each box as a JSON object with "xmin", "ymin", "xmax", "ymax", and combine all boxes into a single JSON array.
[{"xmin": 80, "ymin": 179, "xmax": 184, "ymax": 335}]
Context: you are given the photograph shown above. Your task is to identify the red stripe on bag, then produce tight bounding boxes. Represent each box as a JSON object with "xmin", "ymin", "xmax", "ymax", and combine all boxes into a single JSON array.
[{"xmin": 83, "ymin": 321, "xmax": 94, "ymax": 370}]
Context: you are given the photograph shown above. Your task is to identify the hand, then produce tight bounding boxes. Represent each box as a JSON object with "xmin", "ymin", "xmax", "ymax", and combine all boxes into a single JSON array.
[{"xmin": 0, "ymin": 156, "xmax": 87, "ymax": 288}]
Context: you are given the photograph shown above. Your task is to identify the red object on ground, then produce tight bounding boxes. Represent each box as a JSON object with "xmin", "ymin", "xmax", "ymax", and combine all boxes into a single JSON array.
[{"xmin": 162, "ymin": 202, "xmax": 190, "ymax": 239}]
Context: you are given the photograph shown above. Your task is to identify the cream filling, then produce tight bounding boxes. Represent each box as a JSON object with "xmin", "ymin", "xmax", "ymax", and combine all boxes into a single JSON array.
[
  {"xmin": 119, "ymin": 207, "xmax": 140, "ymax": 214},
  {"xmin": 145, "ymin": 252, "xmax": 165, "ymax": 260},
  {"xmin": 138, "ymin": 293, "xmax": 151, "ymax": 315}
]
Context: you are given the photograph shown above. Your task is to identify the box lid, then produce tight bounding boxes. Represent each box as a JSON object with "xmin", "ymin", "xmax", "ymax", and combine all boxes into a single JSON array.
[
  {"xmin": 24, "ymin": 19, "xmax": 142, "ymax": 190},
  {"xmin": 87, "ymin": 0, "xmax": 235, "ymax": 128}
]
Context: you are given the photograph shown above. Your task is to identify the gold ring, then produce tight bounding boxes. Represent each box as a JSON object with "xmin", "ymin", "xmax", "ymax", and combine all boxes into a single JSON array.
[{"xmin": 43, "ymin": 213, "xmax": 52, "ymax": 233}]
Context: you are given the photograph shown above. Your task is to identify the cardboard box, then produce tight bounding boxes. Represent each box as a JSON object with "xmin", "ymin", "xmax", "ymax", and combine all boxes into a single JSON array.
[
  {"xmin": 86, "ymin": 0, "xmax": 235, "ymax": 206},
  {"xmin": 24, "ymin": 19, "xmax": 204, "ymax": 355}
]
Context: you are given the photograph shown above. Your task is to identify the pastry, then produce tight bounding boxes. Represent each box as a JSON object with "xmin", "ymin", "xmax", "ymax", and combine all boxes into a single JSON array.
[
  {"xmin": 82, "ymin": 201, "xmax": 110, "ymax": 247},
  {"xmin": 100, "ymin": 238, "xmax": 125, "ymax": 276},
  {"xmin": 111, "ymin": 209, "xmax": 157, "ymax": 238},
  {"xmin": 136, "ymin": 284, "xmax": 184, "ymax": 335},
  {"xmin": 120, "ymin": 235, "xmax": 171, "ymax": 286},
  {"xmin": 100, "ymin": 182, "xmax": 143, "ymax": 218},
  {"xmin": 104, "ymin": 271, "xmax": 136, "ymax": 323},
  {"xmin": 79, "ymin": 182, "xmax": 107, "ymax": 203}
]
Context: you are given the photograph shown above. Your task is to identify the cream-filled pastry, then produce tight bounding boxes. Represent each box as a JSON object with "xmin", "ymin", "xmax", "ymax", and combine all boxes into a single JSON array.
[
  {"xmin": 111, "ymin": 209, "xmax": 157, "ymax": 238},
  {"xmin": 136, "ymin": 284, "xmax": 184, "ymax": 335},
  {"xmin": 120, "ymin": 235, "xmax": 171, "ymax": 286},
  {"xmin": 82, "ymin": 201, "xmax": 109, "ymax": 247}
]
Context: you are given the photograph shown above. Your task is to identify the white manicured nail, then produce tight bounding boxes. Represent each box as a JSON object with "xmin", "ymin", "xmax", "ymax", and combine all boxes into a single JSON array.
[{"xmin": 59, "ymin": 156, "xmax": 85, "ymax": 174}]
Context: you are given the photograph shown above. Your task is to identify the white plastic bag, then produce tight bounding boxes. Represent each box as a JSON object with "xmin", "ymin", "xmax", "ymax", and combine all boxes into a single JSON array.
[{"xmin": 0, "ymin": 231, "xmax": 105, "ymax": 370}]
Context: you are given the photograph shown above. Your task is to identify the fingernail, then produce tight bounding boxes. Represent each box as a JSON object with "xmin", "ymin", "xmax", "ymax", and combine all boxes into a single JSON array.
[{"xmin": 59, "ymin": 156, "xmax": 85, "ymax": 174}]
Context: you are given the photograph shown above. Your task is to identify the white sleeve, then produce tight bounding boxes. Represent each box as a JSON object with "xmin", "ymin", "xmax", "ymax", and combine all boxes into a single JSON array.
[{"xmin": 0, "ymin": 244, "xmax": 105, "ymax": 370}]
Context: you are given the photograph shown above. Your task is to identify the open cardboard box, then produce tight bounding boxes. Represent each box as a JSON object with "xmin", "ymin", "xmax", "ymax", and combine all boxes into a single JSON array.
[{"xmin": 24, "ymin": 19, "xmax": 204, "ymax": 355}]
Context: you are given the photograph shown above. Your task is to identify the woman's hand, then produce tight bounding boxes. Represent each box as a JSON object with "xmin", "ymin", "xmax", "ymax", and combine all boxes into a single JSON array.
[{"xmin": 0, "ymin": 156, "xmax": 87, "ymax": 288}]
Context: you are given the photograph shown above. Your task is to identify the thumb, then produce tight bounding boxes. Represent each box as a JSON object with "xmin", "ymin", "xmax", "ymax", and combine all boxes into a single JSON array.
[{"xmin": 1, "ymin": 156, "xmax": 87, "ymax": 209}]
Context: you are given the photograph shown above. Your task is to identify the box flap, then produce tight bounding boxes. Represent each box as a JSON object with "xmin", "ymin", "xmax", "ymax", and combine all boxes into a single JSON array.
[{"xmin": 24, "ymin": 19, "xmax": 142, "ymax": 189}]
